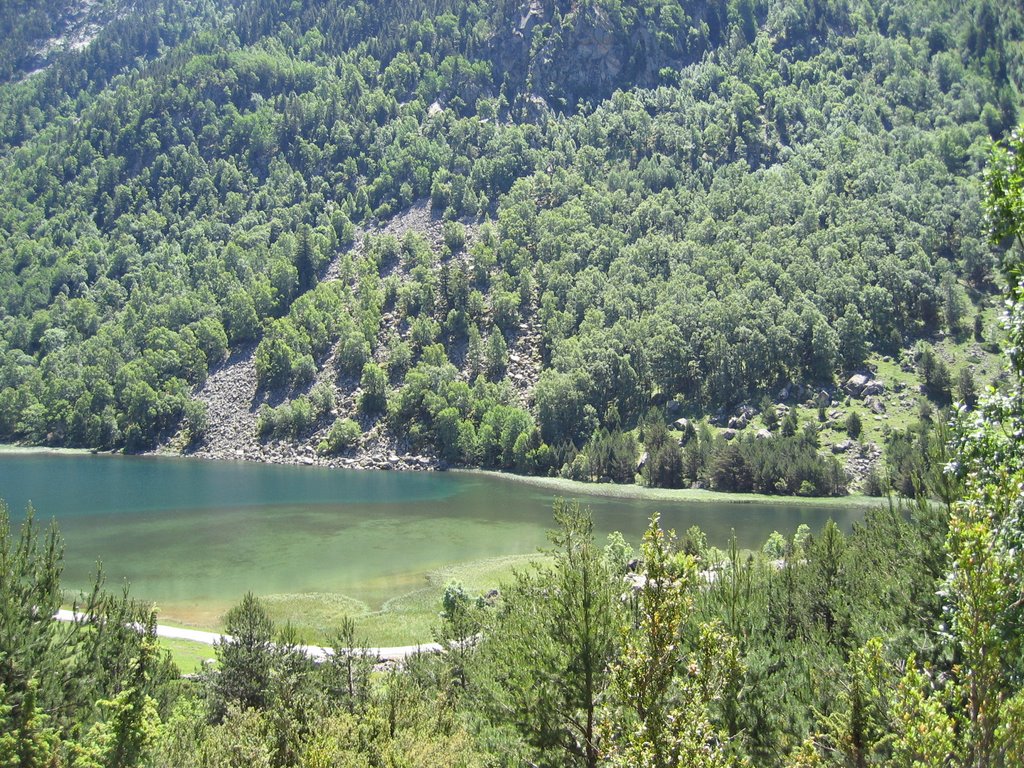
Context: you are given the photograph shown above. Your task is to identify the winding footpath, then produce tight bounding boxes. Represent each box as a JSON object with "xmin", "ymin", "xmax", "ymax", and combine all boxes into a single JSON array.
[{"xmin": 53, "ymin": 609, "xmax": 441, "ymax": 662}]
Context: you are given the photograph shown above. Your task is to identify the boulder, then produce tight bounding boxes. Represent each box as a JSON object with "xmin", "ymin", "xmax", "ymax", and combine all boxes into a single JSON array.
[
  {"xmin": 832, "ymin": 440, "xmax": 852, "ymax": 454},
  {"xmin": 636, "ymin": 451, "xmax": 649, "ymax": 473},
  {"xmin": 755, "ymin": 429, "xmax": 772, "ymax": 440},
  {"xmin": 844, "ymin": 373, "xmax": 870, "ymax": 396},
  {"xmin": 722, "ymin": 428, "xmax": 737, "ymax": 441},
  {"xmin": 866, "ymin": 397, "xmax": 886, "ymax": 414},
  {"xmin": 861, "ymin": 380, "xmax": 885, "ymax": 397},
  {"xmin": 728, "ymin": 414, "xmax": 748, "ymax": 429},
  {"xmin": 673, "ymin": 417, "xmax": 690, "ymax": 431}
]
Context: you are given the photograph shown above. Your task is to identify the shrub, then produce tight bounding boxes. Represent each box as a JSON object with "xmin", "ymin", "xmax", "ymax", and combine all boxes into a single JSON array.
[
  {"xmin": 318, "ymin": 418, "xmax": 361, "ymax": 455},
  {"xmin": 862, "ymin": 466, "xmax": 888, "ymax": 497},
  {"xmin": 359, "ymin": 363, "xmax": 388, "ymax": 414}
]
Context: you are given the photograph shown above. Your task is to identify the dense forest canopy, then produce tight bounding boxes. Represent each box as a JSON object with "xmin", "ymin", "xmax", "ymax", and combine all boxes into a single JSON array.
[{"xmin": 0, "ymin": 0, "xmax": 1022, "ymax": 493}]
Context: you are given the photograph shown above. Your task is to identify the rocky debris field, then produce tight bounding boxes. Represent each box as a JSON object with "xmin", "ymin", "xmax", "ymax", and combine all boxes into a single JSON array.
[{"xmin": 185, "ymin": 343, "xmax": 445, "ymax": 472}]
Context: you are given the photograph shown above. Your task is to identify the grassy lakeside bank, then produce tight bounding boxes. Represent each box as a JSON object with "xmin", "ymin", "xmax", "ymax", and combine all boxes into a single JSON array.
[
  {"xmin": 457, "ymin": 469, "xmax": 882, "ymax": 508},
  {"xmin": 0, "ymin": 444, "xmax": 94, "ymax": 455},
  {"xmin": 152, "ymin": 553, "xmax": 551, "ymax": 656}
]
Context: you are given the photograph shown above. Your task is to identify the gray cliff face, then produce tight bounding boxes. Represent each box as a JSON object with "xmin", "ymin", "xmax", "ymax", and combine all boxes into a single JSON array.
[
  {"xmin": 4, "ymin": 0, "xmax": 117, "ymax": 81},
  {"xmin": 489, "ymin": 0, "xmax": 718, "ymax": 110}
]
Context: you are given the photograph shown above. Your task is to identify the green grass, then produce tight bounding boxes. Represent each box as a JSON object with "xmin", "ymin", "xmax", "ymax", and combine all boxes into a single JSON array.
[
  {"xmin": 149, "ymin": 553, "xmax": 551, "ymax": 649},
  {"xmin": 829, "ymin": 354, "xmax": 922, "ymax": 449},
  {"xmin": 260, "ymin": 592, "xmax": 369, "ymax": 640},
  {"xmin": 352, "ymin": 554, "xmax": 549, "ymax": 646},
  {"xmin": 353, "ymin": 553, "xmax": 549, "ymax": 646},
  {"xmin": 160, "ymin": 637, "xmax": 215, "ymax": 674}
]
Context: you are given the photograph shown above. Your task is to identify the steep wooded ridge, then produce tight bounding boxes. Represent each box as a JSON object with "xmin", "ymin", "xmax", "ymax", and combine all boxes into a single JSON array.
[{"xmin": 0, "ymin": 0, "xmax": 1021, "ymax": 494}]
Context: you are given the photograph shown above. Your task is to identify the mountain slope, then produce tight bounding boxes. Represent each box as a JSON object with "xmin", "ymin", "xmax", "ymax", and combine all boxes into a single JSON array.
[{"xmin": 0, "ymin": 0, "xmax": 1021, "ymax": 493}]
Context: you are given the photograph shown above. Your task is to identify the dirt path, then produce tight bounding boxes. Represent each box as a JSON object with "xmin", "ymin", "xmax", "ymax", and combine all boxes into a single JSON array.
[{"xmin": 53, "ymin": 609, "xmax": 441, "ymax": 662}]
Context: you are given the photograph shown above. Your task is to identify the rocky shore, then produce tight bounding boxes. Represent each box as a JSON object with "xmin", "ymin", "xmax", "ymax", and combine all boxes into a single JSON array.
[{"xmin": 182, "ymin": 342, "xmax": 447, "ymax": 473}]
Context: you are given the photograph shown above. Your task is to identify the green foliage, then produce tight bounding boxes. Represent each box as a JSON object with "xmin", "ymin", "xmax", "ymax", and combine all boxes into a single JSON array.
[
  {"xmin": 757, "ymin": 123, "xmax": 1024, "ymax": 763},
  {"xmin": 321, "ymin": 618, "xmax": 374, "ymax": 716},
  {"xmin": 564, "ymin": 428, "xmax": 637, "ymax": 484},
  {"xmin": 707, "ymin": 434, "xmax": 846, "ymax": 496},
  {"xmin": 641, "ymin": 419, "xmax": 686, "ymax": 488},
  {"xmin": 603, "ymin": 531, "xmax": 635, "ymax": 574},
  {"xmin": 75, "ymin": 630, "xmax": 162, "ymax": 768},
  {"xmin": 0, "ymin": 682, "xmax": 59, "ymax": 768},
  {"xmin": 358, "ymin": 362, "xmax": 388, "ymax": 414},
  {"xmin": 599, "ymin": 515, "xmax": 743, "ymax": 767},
  {"xmin": 915, "ymin": 343, "xmax": 952, "ymax": 403},
  {"xmin": 317, "ymin": 417, "xmax": 360, "ymax": 455},
  {"xmin": 484, "ymin": 331, "xmax": 507, "ymax": 381},
  {"xmin": 3, "ymin": 6, "xmax": 1024, "ymax": 755},
  {"xmin": 890, "ymin": 655, "xmax": 957, "ymax": 767},
  {"xmin": 762, "ymin": 531, "xmax": 787, "ymax": 560},
  {"xmin": 387, "ymin": 347, "xmax": 543, "ymax": 467},
  {"xmin": 0, "ymin": 502, "xmax": 175, "ymax": 761},
  {"xmin": 471, "ymin": 500, "xmax": 618, "ymax": 767},
  {"xmin": 0, "ymin": 0, "xmax": 1013, "ymax": 481},
  {"xmin": 955, "ymin": 367, "xmax": 978, "ymax": 408},
  {"xmin": 845, "ymin": 411, "xmax": 862, "ymax": 439},
  {"xmin": 883, "ymin": 419, "xmax": 950, "ymax": 499},
  {"xmin": 255, "ymin": 396, "xmax": 319, "ymax": 441},
  {"xmin": 210, "ymin": 593, "xmax": 275, "ymax": 721}
]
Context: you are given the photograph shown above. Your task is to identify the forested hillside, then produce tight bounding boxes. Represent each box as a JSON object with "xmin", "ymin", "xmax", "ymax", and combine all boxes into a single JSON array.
[{"xmin": 0, "ymin": 0, "xmax": 1021, "ymax": 494}]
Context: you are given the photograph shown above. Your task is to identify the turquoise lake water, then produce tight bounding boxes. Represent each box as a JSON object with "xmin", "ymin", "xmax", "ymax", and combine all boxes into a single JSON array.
[{"xmin": 0, "ymin": 452, "xmax": 866, "ymax": 625}]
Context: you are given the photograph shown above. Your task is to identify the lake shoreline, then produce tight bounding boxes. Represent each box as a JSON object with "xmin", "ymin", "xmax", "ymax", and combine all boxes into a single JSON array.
[
  {"xmin": 0, "ymin": 442, "xmax": 880, "ymax": 508},
  {"xmin": 455, "ymin": 469, "xmax": 881, "ymax": 508},
  {"xmin": 0, "ymin": 444, "xmax": 94, "ymax": 455}
]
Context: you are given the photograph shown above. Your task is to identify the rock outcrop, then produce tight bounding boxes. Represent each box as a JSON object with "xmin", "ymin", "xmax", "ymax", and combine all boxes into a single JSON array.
[
  {"xmin": 488, "ymin": 0, "xmax": 718, "ymax": 109},
  {"xmin": 844, "ymin": 373, "xmax": 885, "ymax": 399}
]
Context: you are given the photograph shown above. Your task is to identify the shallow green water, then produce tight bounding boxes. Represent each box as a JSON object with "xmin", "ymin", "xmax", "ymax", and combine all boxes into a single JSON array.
[{"xmin": 0, "ymin": 453, "xmax": 867, "ymax": 626}]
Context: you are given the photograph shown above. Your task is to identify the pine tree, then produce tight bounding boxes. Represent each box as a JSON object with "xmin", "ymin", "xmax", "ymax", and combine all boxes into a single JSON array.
[
  {"xmin": 472, "ymin": 500, "xmax": 618, "ymax": 768},
  {"xmin": 210, "ymin": 593, "xmax": 275, "ymax": 721}
]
